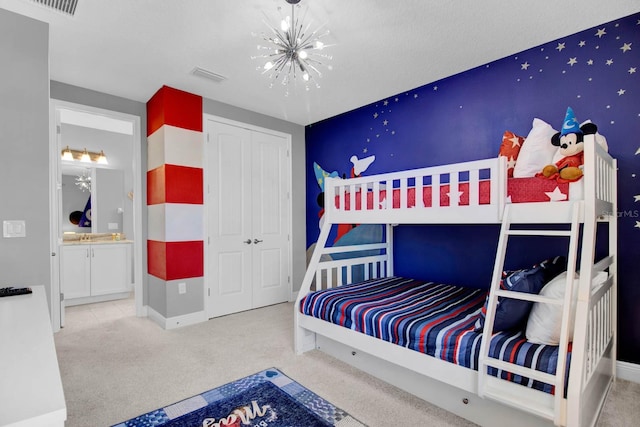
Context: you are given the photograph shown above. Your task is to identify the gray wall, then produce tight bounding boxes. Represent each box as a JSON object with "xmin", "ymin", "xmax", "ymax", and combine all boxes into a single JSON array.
[{"xmin": 0, "ymin": 10, "xmax": 51, "ymax": 302}]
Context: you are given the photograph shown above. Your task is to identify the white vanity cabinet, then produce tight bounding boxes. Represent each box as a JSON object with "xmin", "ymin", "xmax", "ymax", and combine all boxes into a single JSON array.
[{"xmin": 62, "ymin": 242, "xmax": 131, "ymax": 305}]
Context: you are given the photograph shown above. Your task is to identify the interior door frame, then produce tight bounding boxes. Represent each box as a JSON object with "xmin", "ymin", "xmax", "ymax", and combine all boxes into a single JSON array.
[
  {"xmin": 203, "ymin": 114, "xmax": 293, "ymax": 318},
  {"xmin": 49, "ymin": 100, "xmax": 144, "ymax": 331}
]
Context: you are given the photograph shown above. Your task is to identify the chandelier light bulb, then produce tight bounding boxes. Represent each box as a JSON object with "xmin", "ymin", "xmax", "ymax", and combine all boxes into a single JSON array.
[
  {"xmin": 298, "ymin": 50, "xmax": 308, "ymax": 60},
  {"xmin": 314, "ymin": 41, "xmax": 324, "ymax": 50},
  {"xmin": 264, "ymin": 61, "xmax": 274, "ymax": 70},
  {"xmin": 280, "ymin": 17, "xmax": 290, "ymax": 32}
]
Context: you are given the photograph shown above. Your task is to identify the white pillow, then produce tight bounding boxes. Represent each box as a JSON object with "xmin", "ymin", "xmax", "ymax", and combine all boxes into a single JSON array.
[
  {"xmin": 526, "ymin": 271, "xmax": 608, "ymax": 345},
  {"xmin": 513, "ymin": 118, "xmax": 559, "ymax": 178}
]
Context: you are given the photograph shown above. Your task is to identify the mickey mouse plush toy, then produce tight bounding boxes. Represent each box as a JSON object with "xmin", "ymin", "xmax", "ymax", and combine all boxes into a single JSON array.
[{"xmin": 539, "ymin": 107, "xmax": 597, "ymax": 183}]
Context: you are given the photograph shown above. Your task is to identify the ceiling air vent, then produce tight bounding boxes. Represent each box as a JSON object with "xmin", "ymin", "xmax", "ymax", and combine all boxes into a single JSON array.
[
  {"xmin": 191, "ymin": 67, "xmax": 227, "ymax": 83},
  {"xmin": 30, "ymin": 0, "xmax": 79, "ymax": 16}
]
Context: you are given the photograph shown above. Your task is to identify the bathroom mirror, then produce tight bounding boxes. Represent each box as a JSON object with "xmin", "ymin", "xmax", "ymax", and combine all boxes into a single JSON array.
[{"xmin": 61, "ymin": 167, "xmax": 125, "ymax": 234}]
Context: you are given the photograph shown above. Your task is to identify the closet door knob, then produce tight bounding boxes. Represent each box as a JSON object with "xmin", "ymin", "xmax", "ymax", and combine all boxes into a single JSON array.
[
  {"xmin": 243, "ymin": 239, "xmax": 252, "ymax": 244},
  {"xmin": 253, "ymin": 239, "xmax": 263, "ymax": 244}
]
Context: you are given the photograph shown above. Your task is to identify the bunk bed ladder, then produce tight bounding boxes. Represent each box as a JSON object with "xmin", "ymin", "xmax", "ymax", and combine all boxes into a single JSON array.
[{"xmin": 478, "ymin": 202, "xmax": 583, "ymax": 426}]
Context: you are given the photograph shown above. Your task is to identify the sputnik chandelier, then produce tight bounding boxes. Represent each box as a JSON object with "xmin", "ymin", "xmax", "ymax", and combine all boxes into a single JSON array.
[{"xmin": 253, "ymin": 0, "xmax": 332, "ymax": 93}]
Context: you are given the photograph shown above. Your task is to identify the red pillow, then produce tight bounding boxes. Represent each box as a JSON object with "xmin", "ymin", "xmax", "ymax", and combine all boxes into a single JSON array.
[{"xmin": 499, "ymin": 131, "xmax": 525, "ymax": 178}]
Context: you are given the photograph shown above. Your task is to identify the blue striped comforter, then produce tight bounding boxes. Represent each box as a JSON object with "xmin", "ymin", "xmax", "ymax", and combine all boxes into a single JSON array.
[{"xmin": 300, "ymin": 277, "xmax": 567, "ymax": 394}]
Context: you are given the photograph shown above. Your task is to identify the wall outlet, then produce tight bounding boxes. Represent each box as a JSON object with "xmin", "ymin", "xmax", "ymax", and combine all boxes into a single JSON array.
[
  {"xmin": 178, "ymin": 282, "xmax": 186, "ymax": 294},
  {"xmin": 3, "ymin": 220, "xmax": 26, "ymax": 238}
]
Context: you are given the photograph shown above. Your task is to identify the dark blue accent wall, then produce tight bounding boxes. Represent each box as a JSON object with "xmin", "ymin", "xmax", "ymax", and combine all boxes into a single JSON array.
[{"xmin": 306, "ymin": 13, "xmax": 640, "ymax": 363}]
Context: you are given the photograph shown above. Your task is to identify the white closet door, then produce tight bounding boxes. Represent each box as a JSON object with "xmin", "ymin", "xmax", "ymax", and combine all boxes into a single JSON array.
[
  {"xmin": 250, "ymin": 131, "xmax": 290, "ymax": 308},
  {"xmin": 208, "ymin": 121, "xmax": 253, "ymax": 317},
  {"xmin": 206, "ymin": 119, "xmax": 290, "ymax": 318}
]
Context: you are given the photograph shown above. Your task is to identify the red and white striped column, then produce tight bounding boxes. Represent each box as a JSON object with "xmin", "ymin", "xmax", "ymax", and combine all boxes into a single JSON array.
[{"xmin": 146, "ymin": 86, "xmax": 204, "ymax": 326}]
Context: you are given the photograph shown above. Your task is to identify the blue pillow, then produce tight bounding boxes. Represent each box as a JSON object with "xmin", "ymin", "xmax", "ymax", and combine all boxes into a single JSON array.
[{"xmin": 475, "ymin": 256, "xmax": 566, "ymax": 333}]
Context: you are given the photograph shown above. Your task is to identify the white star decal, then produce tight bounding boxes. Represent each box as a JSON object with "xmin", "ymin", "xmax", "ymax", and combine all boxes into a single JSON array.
[
  {"xmin": 635, "ymin": 221, "xmax": 640, "ymax": 230},
  {"xmin": 595, "ymin": 28, "xmax": 607, "ymax": 38},
  {"xmin": 618, "ymin": 89, "xmax": 626, "ymax": 96},
  {"xmin": 621, "ymin": 42, "xmax": 632, "ymax": 53},
  {"xmin": 629, "ymin": 67, "xmax": 637, "ymax": 74},
  {"xmin": 447, "ymin": 189, "xmax": 464, "ymax": 204},
  {"xmin": 545, "ymin": 187, "xmax": 568, "ymax": 202},
  {"xmin": 363, "ymin": 147, "xmax": 368, "ymax": 153},
  {"xmin": 635, "ymin": 147, "xmax": 640, "ymax": 155},
  {"xmin": 606, "ymin": 59, "xmax": 614, "ymax": 66},
  {"xmin": 433, "ymin": 86, "xmax": 438, "ymax": 91},
  {"xmin": 579, "ymin": 41, "xmax": 586, "ymax": 47},
  {"xmin": 383, "ymin": 120, "xmax": 388, "ymax": 126},
  {"xmin": 506, "ymin": 157, "xmax": 517, "ymax": 170},
  {"xmin": 509, "ymin": 136, "xmax": 521, "ymax": 148},
  {"xmin": 373, "ymin": 112, "xmax": 378, "ymax": 119},
  {"xmin": 568, "ymin": 57, "xmax": 578, "ymax": 66},
  {"xmin": 383, "ymin": 100, "xmax": 389, "ymax": 106},
  {"xmin": 634, "ymin": 195, "xmax": 640, "ymax": 202},
  {"xmin": 521, "ymin": 62, "xmax": 530, "ymax": 70},
  {"xmin": 587, "ymin": 59, "xmax": 594, "ymax": 65},
  {"xmin": 556, "ymin": 43, "xmax": 566, "ymax": 51}
]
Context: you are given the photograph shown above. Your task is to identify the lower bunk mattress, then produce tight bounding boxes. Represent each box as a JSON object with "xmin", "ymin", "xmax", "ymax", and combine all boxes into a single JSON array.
[{"xmin": 300, "ymin": 277, "xmax": 568, "ymax": 394}]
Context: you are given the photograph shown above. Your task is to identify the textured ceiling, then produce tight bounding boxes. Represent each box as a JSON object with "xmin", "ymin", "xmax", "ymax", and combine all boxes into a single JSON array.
[{"xmin": 1, "ymin": 0, "xmax": 639, "ymax": 125}]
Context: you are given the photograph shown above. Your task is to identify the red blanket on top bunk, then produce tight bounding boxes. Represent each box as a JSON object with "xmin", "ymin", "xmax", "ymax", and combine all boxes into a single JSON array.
[{"xmin": 335, "ymin": 177, "xmax": 571, "ymax": 210}]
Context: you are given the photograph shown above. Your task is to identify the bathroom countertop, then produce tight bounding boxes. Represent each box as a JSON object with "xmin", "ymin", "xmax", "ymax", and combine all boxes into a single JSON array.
[{"xmin": 63, "ymin": 239, "xmax": 133, "ymax": 245}]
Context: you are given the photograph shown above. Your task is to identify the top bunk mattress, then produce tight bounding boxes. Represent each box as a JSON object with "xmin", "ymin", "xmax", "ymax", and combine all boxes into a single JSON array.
[
  {"xmin": 300, "ymin": 276, "xmax": 567, "ymax": 394},
  {"xmin": 335, "ymin": 177, "xmax": 581, "ymax": 211}
]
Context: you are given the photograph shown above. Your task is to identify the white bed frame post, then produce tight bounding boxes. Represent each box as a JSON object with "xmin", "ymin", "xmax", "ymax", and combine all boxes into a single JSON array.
[
  {"xmin": 294, "ymin": 201, "xmax": 333, "ymax": 354},
  {"xmin": 566, "ymin": 138, "xmax": 617, "ymax": 427}
]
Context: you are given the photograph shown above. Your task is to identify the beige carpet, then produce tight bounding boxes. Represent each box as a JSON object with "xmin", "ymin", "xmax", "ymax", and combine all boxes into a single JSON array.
[{"xmin": 54, "ymin": 298, "xmax": 639, "ymax": 426}]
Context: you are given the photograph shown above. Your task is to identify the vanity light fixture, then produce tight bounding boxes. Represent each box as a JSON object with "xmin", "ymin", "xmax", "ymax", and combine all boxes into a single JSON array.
[
  {"xmin": 61, "ymin": 146, "xmax": 74, "ymax": 161},
  {"xmin": 80, "ymin": 148, "xmax": 91, "ymax": 163},
  {"xmin": 97, "ymin": 150, "xmax": 108, "ymax": 165},
  {"xmin": 61, "ymin": 146, "xmax": 109, "ymax": 165}
]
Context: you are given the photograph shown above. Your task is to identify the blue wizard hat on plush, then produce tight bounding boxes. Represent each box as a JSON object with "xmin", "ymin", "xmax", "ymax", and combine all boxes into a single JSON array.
[{"xmin": 561, "ymin": 107, "xmax": 581, "ymax": 135}]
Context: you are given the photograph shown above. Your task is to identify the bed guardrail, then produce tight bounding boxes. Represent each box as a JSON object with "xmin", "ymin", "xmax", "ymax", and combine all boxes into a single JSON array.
[{"xmin": 324, "ymin": 157, "xmax": 505, "ymax": 224}]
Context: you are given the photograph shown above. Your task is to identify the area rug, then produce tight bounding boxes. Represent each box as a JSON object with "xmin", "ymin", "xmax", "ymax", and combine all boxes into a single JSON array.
[{"xmin": 113, "ymin": 368, "xmax": 366, "ymax": 427}]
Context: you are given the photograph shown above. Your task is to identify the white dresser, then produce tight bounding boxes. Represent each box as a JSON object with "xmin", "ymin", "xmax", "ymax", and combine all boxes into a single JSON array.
[{"xmin": 0, "ymin": 286, "xmax": 66, "ymax": 426}]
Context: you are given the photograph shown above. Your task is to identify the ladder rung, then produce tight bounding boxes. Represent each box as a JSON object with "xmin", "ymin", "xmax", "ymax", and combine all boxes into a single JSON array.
[
  {"xmin": 507, "ymin": 229, "xmax": 572, "ymax": 237},
  {"xmin": 495, "ymin": 289, "xmax": 563, "ymax": 305},
  {"xmin": 482, "ymin": 358, "xmax": 557, "ymax": 385},
  {"xmin": 482, "ymin": 377, "xmax": 555, "ymax": 420}
]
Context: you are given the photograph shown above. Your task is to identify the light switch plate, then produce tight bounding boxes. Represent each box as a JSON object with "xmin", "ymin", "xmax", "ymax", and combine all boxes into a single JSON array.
[
  {"xmin": 178, "ymin": 282, "xmax": 187, "ymax": 294},
  {"xmin": 108, "ymin": 222, "xmax": 119, "ymax": 230},
  {"xmin": 3, "ymin": 220, "xmax": 26, "ymax": 238}
]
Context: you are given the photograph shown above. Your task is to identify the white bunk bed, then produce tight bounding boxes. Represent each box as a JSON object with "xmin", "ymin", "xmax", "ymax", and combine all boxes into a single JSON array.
[{"xmin": 294, "ymin": 135, "xmax": 617, "ymax": 427}]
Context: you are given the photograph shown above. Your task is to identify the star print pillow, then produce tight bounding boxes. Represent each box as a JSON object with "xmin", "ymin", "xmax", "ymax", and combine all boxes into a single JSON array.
[{"xmin": 499, "ymin": 130, "xmax": 525, "ymax": 177}]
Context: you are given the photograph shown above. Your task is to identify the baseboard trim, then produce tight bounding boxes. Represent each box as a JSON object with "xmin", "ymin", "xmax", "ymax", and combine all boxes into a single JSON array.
[
  {"xmin": 617, "ymin": 361, "xmax": 640, "ymax": 384},
  {"xmin": 147, "ymin": 307, "xmax": 207, "ymax": 330}
]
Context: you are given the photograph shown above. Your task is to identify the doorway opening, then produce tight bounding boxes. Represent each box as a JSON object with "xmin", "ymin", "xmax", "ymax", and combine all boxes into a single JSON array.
[{"xmin": 50, "ymin": 100, "xmax": 144, "ymax": 330}]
